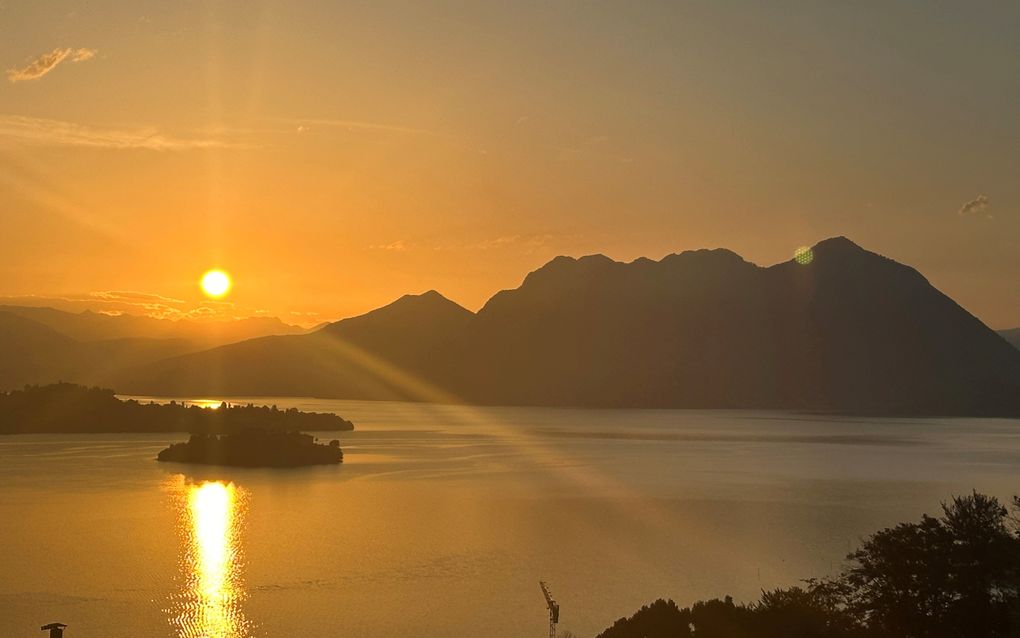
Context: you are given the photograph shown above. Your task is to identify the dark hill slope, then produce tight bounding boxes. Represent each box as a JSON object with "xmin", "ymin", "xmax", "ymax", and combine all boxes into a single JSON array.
[
  {"xmin": 0, "ymin": 304, "xmax": 306, "ymax": 345},
  {"xmin": 0, "ymin": 312, "xmax": 201, "ymax": 391},
  {"xmin": 118, "ymin": 291, "xmax": 476, "ymax": 400},
  {"xmin": 1001, "ymin": 328, "xmax": 1020, "ymax": 350},
  {"xmin": 463, "ymin": 237, "xmax": 1020, "ymax": 413},
  {"xmin": 761, "ymin": 238, "xmax": 1019, "ymax": 414},
  {"xmin": 0, "ymin": 312, "xmax": 79, "ymax": 388},
  {"xmin": 468, "ymin": 249, "xmax": 769, "ymax": 407}
]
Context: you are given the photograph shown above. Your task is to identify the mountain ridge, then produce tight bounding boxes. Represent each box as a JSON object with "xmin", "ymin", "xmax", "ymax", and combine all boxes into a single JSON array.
[
  {"xmin": 11, "ymin": 237, "xmax": 1020, "ymax": 416},
  {"xmin": 1000, "ymin": 328, "xmax": 1020, "ymax": 350},
  {"xmin": 0, "ymin": 304, "xmax": 308, "ymax": 345}
]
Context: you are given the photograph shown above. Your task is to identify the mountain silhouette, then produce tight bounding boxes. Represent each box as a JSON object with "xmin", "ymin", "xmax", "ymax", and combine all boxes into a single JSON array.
[
  {"xmin": 453, "ymin": 236, "xmax": 1019, "ymax": 413},
  {"xmin": 105, "ymin": 237, "xmax": 1020, "ymax": 416},
  {"xmin": 0, "ymin": 310, "xmax": 207, "ymax": 388},
  {"xmin": 0, "ymin": 305, "xmax": 317, "ymax": 391},
  {"xmin": 0, "ymin": 311, "xmax": 79, "ymax": 388},
  {"xmin": 117, "ymin": 291, "xmax": 476, "ymax": 399},
  {"xmin": 0, "ymin": 304, "xmax": 307, "ymax": 346}
]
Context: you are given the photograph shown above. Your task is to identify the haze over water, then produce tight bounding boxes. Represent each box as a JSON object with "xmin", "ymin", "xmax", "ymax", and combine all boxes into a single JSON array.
[{"xmin": 2, "ymin": 399, "xmax": 1018, "ymax": 638}]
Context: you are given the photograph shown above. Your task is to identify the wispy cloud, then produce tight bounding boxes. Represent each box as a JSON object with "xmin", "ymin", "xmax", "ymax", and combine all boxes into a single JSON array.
[
  {"xmin": 84, "ymin": 290, "xmax": 190, "ymax": 320},
  {"xmin": 280, "ymin": 117, "xmax": 438, "ymax": 137},
  {"xmin": 473, "ymin": 234, "xmax": 560, "ymax": 252},
  {"xmin": 369, "ymin": 239, "xmax": 411, "ymax": 252},
  {"xmin": 7, "ymin": 47, "xmax": 97, "ymax": 83},
  {"xmin": 958, "ymin": 195, "xmax": 992, "ymax": 219},
  {"xmin": 88, "ymin": 290, "xmax": 186, "ymax": 305},
  {"xmin": 0, "ymin": 292, "xmax": 280, "ymax": 323},
  {"xmin": 427, "ymin": 233, "xmax": 576, "ymax": 254},
  {"xmin": 370, "ymin": 235, "xmax": 566, "ymax": 254},
  {"xmin": 70, "ymin": 49, "xmax": 96, "ymax": 63},
  {"xmin": 475, "ymin": 235, "xmax": 527, "ymax": 249},
  {"xmin": 0, "ymin": 115, "xmax": 240, "ymax": 150}
]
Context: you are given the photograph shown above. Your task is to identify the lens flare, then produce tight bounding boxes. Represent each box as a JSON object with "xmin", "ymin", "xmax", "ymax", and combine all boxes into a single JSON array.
[
  {"xmin": 793, "ymin": 246, "xmax": 814, "ymax": 265},
  {"xmin": 201, "ymin": 269, "xmax": 232, "ymax": 298}
]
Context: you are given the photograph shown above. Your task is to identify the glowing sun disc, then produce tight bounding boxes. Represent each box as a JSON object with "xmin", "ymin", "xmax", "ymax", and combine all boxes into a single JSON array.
[{"xmin": 201, "ymin": 269, "xmax": 232, "ymax": 298}]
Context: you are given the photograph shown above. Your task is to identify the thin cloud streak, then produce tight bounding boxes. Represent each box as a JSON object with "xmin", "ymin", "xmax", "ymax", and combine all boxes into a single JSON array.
[
  {"xmin": 88, "ymin": 290, "xmax": 187, "ymax": 305},
  {"xmin": 374, "ymin": 234, "xmax": 579, "ymax": 255},
  {"xmin": 369, "ymin": 240, "xmax": 410, "ymax": 252},
  {"xmin": 0, "ymin": 115, "xmax": 242, "ymax": 151},
  {"xmin": 958, "ymin": 195, "xmax": 992, "ymax": 219},
  {"xmin": 470, "ymin": 234, "xmax": 567, "ymax": 253},
  {"xmin": 278, "ymin": 117, "xmax": 439, "ymax": 137},
  {"xmin": 443, "ymin": 233, "xmax": 576, "ymax": 253},
  {"xmin": 7, "ymin": 47, "xmax": 97, "ymax": 82},
  {"xmin": 0, "ymin": 292, "xmax": 279, "ymax": 323}
]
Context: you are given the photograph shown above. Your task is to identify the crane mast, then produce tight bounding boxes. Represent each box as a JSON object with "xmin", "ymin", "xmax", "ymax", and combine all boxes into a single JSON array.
[{"xmin": 539, "ymin": 580, "xmax": 560, "ymax": 638}]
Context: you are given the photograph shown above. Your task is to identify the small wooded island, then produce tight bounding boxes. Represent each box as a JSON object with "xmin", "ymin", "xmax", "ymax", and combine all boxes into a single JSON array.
[
  {"xmin": 0, "ymin": 383, "xmax": 355, "ymax": 434},
  {"xmin": 157, "ymin": 430, "xmax": 343, "ymax": 467}
]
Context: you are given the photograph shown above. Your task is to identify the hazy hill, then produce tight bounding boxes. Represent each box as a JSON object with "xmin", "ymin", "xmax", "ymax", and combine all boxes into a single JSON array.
[
  {"xmin": 118, "ymin": 291, "xmax": 476, "ymax": 399},
  {"xmin": 0, "ymin": 311, "xmax": 201, "ymax": 390},
  {"xmin": 0, "ymin": 305, "xmax": 312, "ymax": 390},
  {"xmin": 0, "ymin": 305, "xmax": 307, "ymax": 346},
  {"xmin": 115, "ymin": 237, "xmax": 1020, "ymax": 416},
  {"xmin": 0, "ymin": 311, "xmax": 79, "ymax": 388}
]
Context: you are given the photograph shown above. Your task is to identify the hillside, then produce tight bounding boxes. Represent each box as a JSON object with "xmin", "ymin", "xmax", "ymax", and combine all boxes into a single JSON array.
[
  {"xmin": 113, "ymin": 237, "xmax": 1020, "ymax": 416},
  {"xmin": 0, "ymin": 310, "xmax": 210, "ymax": 389},
  {"xmin": 117, "ymin": 291, "xmax": 476, "ymax": 399},
  {"xmin": 0, "ymin": 304, "xmax": 307, "ymax": 346},
  {"xmin": 0, "ymin": 311, "xmax": 80, "ymax": 388}
]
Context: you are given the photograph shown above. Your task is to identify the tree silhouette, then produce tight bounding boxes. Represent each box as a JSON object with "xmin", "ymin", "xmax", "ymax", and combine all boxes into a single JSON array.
[
  {"xmin": 835, "ymin": 491, "xmax": 1020, "ymax": 638},
  {"xmin": 597, "ymin": 492, "xmax": 1020, "ymax": 638}
]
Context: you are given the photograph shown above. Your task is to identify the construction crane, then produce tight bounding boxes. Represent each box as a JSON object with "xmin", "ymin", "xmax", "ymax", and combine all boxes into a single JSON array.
[{"xmin": 539, "ymin": 580, "xmax": 560, "ymax": 638}]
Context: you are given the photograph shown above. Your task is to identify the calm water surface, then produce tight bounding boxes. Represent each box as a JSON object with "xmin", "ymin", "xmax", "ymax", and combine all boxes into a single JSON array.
[{"xmin": 2, "ymin": 398, "xmax": 1019, "ymax": 637}]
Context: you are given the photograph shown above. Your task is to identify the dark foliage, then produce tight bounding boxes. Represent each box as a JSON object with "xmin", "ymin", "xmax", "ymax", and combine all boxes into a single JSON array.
[
  {"xmin": 597, "ymin": 492, "xmax": 1020, "ymax": 638},
  {"xmin": 837, "ymin": 491, "xmax": 1020, "ymax": 638},
  {"xmin": 597, "ymin": 599, "xmax": 692, "ymax": 638},
  {"xmin": 0, "ymin": 383, "xmax": 354, "ymax": 434},
  {"xmin": 157, "ymin": 430, "xmax": 343, "ymax": 467}
]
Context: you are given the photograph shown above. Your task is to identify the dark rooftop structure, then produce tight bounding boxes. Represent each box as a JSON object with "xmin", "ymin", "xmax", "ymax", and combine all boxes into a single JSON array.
[{"xmin": 41, "ymin": 623, "xmax": 67, "ymax": 638}]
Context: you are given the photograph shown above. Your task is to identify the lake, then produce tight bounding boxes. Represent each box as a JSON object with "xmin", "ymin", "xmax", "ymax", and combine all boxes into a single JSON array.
[{"xmin": 2, "ymin": 398, "xmax": 1019, "ymax": 638}]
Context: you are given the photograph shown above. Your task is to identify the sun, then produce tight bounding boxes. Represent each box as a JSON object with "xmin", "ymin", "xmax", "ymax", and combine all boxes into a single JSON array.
[{"xmin": 200, "ymin": 269, "xmax": 232, "ymax": 299}]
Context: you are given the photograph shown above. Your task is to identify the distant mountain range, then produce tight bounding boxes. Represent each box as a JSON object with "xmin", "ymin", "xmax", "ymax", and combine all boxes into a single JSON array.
[
  {"xmin": 79, "ymin": 236, "xmax": 1015, "ymax": 417},
  {"xmin": 0, "ymin": 304, "xmax": 307, "ymax": 344},
  {"xmin": 3, "ymin": 237, "xmax": 1019, "ymax": 416},
  {"xmin": 0, "ymin": 307, "xmax": 308, "ymax": 389}
]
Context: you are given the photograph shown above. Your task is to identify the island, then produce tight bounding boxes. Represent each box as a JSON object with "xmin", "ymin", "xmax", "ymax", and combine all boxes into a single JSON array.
[
  {"xmin": 0, "ymin": 383, "xmax": 355, "ymax": 434},
  {"xmin": 157, "ymin": 430, "xmax": 343, "ymax": 467}
]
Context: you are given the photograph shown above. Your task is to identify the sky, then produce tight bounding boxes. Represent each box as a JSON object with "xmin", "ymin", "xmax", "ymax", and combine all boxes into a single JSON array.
[{"xmin": 0, "ymin": 1, "xmax": 1017, "ymax": 328}]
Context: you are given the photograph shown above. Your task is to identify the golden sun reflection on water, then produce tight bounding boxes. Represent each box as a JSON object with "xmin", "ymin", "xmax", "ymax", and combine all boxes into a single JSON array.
[{"xmin": 168, "ymin": 480, "xmax": 252, "ymax": 638}]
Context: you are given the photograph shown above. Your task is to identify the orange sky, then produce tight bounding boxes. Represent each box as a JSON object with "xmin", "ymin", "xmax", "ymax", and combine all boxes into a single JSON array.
[{"xmin": 1, "ymin": 2, "xmax": 1017, "ymax": 328}]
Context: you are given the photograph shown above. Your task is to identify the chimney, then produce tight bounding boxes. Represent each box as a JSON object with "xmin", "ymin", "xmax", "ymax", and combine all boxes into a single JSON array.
[{"xmin": 41, "ymin": 623, "xmax": 67, "ymax": 638}]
